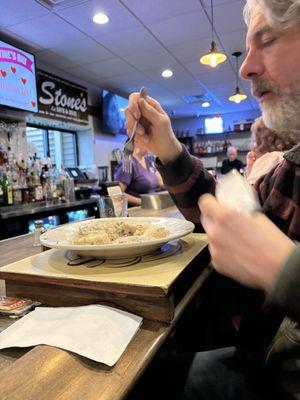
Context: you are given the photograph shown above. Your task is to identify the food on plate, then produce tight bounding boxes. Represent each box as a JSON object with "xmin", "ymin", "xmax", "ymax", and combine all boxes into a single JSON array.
[{"xmin": 69, "ymin": 221, "xmax": 170, "ymax": 245}]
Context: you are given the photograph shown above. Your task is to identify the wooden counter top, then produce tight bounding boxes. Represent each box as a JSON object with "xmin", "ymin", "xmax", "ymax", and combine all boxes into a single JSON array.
[{"xmin": 0, "ymin": 206, "xmax": 212, "ymax": 400}]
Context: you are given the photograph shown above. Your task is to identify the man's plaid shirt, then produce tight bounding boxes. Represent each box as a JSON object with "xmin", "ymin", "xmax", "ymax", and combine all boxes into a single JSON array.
[{"xmin": 157, "ymin": 143, "xmax": 300, "ymax": 238}]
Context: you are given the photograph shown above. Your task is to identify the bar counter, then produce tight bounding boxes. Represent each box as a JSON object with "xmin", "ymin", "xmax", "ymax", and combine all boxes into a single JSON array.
[
  {"xmin": 0, "ymin": 198, "xmax": 99, "ymax": 240},
  {"xmin": 0, "ymin": 206, "xmax": 212, "ymax": 400},
  {"xmin": 0, "ymin": 198, "xmax": 98, "ymax": 219}
]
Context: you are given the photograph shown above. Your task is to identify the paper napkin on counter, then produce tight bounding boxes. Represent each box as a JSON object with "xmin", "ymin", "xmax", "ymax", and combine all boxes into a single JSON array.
[{"xmin": 0, "ymin": 305, "xmax": 143, "ymax": 366}]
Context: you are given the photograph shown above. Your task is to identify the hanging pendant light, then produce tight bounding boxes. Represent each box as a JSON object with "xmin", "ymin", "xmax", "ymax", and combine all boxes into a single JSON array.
[
  {"xmin": 200, "ymin": 0, "xmax": 227, "ymax": 68},
  {"xmin": 229, "ymin": 52, "xmax": 247, "ymax": 104}
]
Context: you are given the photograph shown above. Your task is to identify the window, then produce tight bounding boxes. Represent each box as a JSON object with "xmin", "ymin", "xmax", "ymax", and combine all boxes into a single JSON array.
[
  {"xmin": 26, "ymin": 126, "xmax": 47, "ymax": 159},
  {"xmin": 26, "ymin": 126, "xmax": 78, "ymax": 167}
]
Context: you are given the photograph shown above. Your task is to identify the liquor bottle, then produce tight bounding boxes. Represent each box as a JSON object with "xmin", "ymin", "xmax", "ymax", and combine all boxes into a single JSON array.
[
  {"xmin": 40, "ymin": 166, "xmax": 52, "ymax": 202},
  {"xmin": 2, "ymin": 173, "xmax": 13, "ymax": 205},
  {"xmin": 33, "ymin": 158, "xmax": 43, "ymax": 201}
]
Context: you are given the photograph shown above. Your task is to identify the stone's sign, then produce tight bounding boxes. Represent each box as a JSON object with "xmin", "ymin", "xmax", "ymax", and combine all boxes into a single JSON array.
[{"xmin": 36, "ymin": 70, "xmax": 89, "ymax": 125}]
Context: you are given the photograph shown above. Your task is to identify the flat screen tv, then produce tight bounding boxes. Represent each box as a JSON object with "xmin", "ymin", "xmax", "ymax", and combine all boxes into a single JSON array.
[
  {"xmin": 205, "ymin": 115, "xmax": 224, "ymax": 134},
  {"xmin": 102, "ymin": 89, "xmax": 128, "ymax": 135},
  {"xmin": 0, "ymin": 40, "xmax": 38, "ymax": 112}
]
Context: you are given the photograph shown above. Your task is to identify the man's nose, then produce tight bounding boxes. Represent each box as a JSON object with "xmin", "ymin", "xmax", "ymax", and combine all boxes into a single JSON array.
[{"xmin": 239, "ymin": 49, "xmax": 265, "ymax": 80}]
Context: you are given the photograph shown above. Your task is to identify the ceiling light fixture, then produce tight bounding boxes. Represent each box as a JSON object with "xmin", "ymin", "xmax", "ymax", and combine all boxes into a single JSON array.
[
  {"xmin": 93, "ymin": 13, "xmax": 110, "ymax": 24},
  {"xmin": 200, "ymin": 0, "xmax": 227, "ymax": 68},
  {"xmin": 202, "ymin": 101, "xmax": 210, "ymax": 108},
  {"xmin": 162, "ymin": 69, "xmax": 173, "ymax": 78},
  {"xmin": 228, "ymin": 51, "xmax": 247, "ymax": 104}
]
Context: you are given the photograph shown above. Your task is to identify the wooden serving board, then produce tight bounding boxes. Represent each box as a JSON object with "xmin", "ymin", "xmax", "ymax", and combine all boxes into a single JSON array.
[{"xmin": 0, "ymin": 234, "xmax": 210, "ymax": 323}]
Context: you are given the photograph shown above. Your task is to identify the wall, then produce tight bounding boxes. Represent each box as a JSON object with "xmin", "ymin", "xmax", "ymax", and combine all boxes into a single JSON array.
[
  {"xmin": 77, "ymin": 129, "xmax": 94, "ymax": 168},
  {"xmin": 171, "ymin": 109, "xmax": 261, "ymax": 135},
  {"xmin": 93, "ymin": 129, "xmax": 125, "ymax": 180}
]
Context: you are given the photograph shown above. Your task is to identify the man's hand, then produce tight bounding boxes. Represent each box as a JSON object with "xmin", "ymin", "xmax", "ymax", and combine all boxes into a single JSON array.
[
  {"xmin": 199, "ymin": 194, "xmax": 296, "ymax": 292},
  {"xmin": 124, "ymin": 93, "xmax": 182, "ymax": 163}
]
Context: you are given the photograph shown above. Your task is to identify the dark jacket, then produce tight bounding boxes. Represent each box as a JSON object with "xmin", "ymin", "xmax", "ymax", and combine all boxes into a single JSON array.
[
  {"xmin": 156, "ymin": 144, "xmax": 300, "ymax": 396},
  {"xmin": 221, "ymin": 158, "xmax": 244, "ymax": 175}
]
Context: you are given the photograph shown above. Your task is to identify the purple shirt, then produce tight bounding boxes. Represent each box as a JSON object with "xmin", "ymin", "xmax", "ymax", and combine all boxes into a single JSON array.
[{"xmin": 114, "ymin": 156, "xmax": 159, "ymax": 198}]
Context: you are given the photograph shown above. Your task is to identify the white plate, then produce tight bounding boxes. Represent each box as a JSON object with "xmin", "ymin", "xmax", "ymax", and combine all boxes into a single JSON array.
[{"xmin": 40, "ymin": 217, "xmax": 194, "ymax": 259}]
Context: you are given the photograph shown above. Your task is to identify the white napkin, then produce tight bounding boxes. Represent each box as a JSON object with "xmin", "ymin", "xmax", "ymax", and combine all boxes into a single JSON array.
[
  {"xmin": 0, "ymin": 305, "xmax": 143, "ymax": 366},
  {"xmin": 216, "ymin": 169, "xmax": 260, "ymax": 213}
]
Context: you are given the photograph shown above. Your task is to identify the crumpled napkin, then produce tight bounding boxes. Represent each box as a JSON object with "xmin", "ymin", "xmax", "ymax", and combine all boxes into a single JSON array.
[
  {"xmin": 216, "ymin": 169, "xmax": 260, "ymax": 213},
  {"xmin": 0, "ymin": 305, "xmax": 143, "ymax": 366}
]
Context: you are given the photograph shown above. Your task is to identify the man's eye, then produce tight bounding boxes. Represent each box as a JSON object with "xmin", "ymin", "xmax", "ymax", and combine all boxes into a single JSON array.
[{"xmin": 262, "ymin": 37, "xmax": 276, "ymax": 46}]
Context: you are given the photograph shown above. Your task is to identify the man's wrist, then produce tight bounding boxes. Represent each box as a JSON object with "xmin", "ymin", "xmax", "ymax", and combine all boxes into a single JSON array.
[
  {"xmin": 158, "ymin": 139, "xmax": 183, "ymax": 164},
  {"xmin": 265, "ymin": 241, "xmax": 296, "ymax": 293}
]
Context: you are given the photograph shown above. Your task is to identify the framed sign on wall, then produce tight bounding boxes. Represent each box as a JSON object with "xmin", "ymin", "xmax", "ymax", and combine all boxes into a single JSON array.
[{"xmin": 36, "ymin": 70, "xmax": 89, "ymax": 125}]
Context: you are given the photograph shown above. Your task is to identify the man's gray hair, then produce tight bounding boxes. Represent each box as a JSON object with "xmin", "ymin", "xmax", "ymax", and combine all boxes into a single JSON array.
[
  {"xmin": 227, "ymin": 146, "xmax": 237, "ymax": 154},
  {"xmin": 244, "ymin": 0, "xmax": 300, "ymax": 31}
]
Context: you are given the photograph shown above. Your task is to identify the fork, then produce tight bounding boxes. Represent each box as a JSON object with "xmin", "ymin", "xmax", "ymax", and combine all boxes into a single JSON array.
[{"xmin": 122, "ymin": 87, "xmax": 148, "ymax": 174}]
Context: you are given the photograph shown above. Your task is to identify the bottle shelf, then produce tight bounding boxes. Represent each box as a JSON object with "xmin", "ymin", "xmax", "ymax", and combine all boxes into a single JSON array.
[{"xmin": 193, "ymin": 149, "xmax": 250, "ymax": 157}]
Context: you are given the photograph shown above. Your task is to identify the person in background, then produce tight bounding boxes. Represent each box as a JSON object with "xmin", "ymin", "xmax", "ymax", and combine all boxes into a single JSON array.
[
  {"xmin": 125, "ymin": 0, "xmax": 300, "ymax": 398},
  {"xmin": 245, "ymin": 116, "xmax": 299, "ymax": 184},
  {"xmin": 221, "ymin": 146, "xmax": 244, "ymax": 174},
  {"xmin": 114, "ymin": 144, "xmax": 164, "ymax": 206}
]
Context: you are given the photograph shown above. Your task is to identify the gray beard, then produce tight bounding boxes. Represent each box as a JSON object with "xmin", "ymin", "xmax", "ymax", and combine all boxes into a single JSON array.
[{"xmin": 261, "ymin": 92, "xmax": 300, "ymax": 132}]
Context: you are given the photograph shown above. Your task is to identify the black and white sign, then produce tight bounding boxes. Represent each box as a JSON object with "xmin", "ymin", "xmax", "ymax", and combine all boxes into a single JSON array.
[{"xmin": 37, "ymin": 70, "xmax": 89, "ymax": 125}]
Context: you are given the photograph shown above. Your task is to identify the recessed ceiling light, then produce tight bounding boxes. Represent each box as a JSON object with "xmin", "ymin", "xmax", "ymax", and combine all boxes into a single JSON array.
[
  {"xmin": 161, "ymin": 69, "xmax": 173, "ymax": 78},
  {"xmin": 93, "ymin": 13, "xmax": 110, "ymax": 24},
  {"xmin": 202, "ymin": 101, "xmax": 210, "ymax": 108}
]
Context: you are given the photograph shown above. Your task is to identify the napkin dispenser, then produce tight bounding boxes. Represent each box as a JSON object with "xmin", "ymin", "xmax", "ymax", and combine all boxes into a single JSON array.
[{"xmin": 141, "ymin": 191, "xmax": 174, "ymax": 210}]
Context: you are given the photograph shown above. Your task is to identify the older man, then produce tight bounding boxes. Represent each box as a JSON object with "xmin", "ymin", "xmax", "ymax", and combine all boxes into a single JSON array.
[
  {"xmin": 125, "ymin": 1, "xmax": 300, "ymax": 398},
  {"xmin": 221, "ymin": 146, "xmax": 244, "ymax": 174}
]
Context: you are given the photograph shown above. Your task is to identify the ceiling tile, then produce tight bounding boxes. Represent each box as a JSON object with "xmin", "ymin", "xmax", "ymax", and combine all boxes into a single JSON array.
[
  {"xmin": 202, "ymin": 0, "xmax": 242, "ymax": 8},
  {"xmin": 4, "ymin": 14, "xmax": 87, "ymax": 48},
  {"xmin": 160, "ymin": 78, "xmax": 204, "ymax": 94},
  {"xmin": 122, "ymin": 0, "xmax": 201, "ymax": 24},
  {"xmin": 122, "ymin": 48, "xmax": 175, "ymax": 71},
  {"xmin": 57, "ymin": 65, "xmax": 95, "ymax": 82},
  {"xmin": 167, "ymin": 38, "xmax": 211, "ymax": 64},
  {"xmin": 208, "ymin": 81, "xmax": 237, "ymax": 93},
  {"xmin": 100, "ymin": 71, "xmax": 153, "ymax": 90},
  {"xmin": 133, "ymin": 82, "xmax": 171, "ymax": 97},
  {"xmin": 56, "ymin": 0, "xmax": 141, "ymax": 36},
  {"xmin": 214, "ymin": 1, "xmax": 246, "ymax": 34},
  {"xmin": 171, "ymin": 87, "xmax": 206, "ymax": 99},
  {"xmin": 220, "ymin": 29, "xmax": 247, "ymax": 59},
  {"xmin": 196, "ymin": 69, "xmax": 236, "ymax": 86},
  {"xmin": 142, "ymin": 64, "xmax": 193, "ymax": 83},
  {"xmin": 0, "ymin": 0, "xmax": 49, "ymax": 29},
  {"xmin": 147, "ymin": 11, "xmax": 211, "ymax": 46},
  {"xmin": 77, "ymin": 58, "xmax": 137, "ymax": 78},
  {"xmin": 49, "ymin": 38, "xmax": 115, "ymax": 64},
  {"xmin": 95, "ymin": 27, "xmax": 161, "ymax": 57},
  {"xmin": 1, "ymin": 28, "xmax": 44, "ymax": 53},
  {"xmin": 36, "ymin": 49, "xmax": 78, "ymax": 69},
  {"xmin": 184, "ymin": 59, "xmax": 232, "ymax": 77}
]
